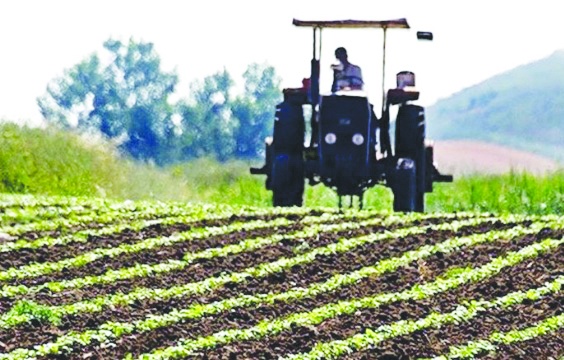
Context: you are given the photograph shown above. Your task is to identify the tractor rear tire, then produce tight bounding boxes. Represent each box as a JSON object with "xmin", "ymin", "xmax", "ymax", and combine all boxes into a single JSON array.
[
  {"xmin": 395, "ymin": 105, "xmax": 426, "ymax": 212},
  {"xmin": 414, "ymin": 190, "xmax": 424, "ymax": 212},
  {"xmin": 392, "ymin": 158, "xmax": 424, "ymax": 213},
  {"xmin": 271, "ymin": 153, "xmax": 304, "ymax": 207}
]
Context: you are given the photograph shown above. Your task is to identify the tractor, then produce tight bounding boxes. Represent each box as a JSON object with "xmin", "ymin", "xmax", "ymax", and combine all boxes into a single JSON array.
[{"xmin": 251, "ymin": 18, "xmax": 453, "ymax": 212}]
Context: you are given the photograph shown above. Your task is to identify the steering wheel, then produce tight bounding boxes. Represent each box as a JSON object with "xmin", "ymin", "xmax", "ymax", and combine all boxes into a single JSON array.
[{"xmin": 334, "ymin": 75, "xmax": 363, "ymax": 91}]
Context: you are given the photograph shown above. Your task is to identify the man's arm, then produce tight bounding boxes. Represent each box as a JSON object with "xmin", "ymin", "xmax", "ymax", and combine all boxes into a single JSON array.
[{"xmin": 350, "ymin": 65, "xmax": 364, "ymax": 89}]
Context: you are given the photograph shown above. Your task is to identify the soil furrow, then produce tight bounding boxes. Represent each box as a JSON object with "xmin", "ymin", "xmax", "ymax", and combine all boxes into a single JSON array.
[
  {"xmin": 2, "ymin": 218, "xmax": 414, "ymax": 308},
  {"xmin": 344, "ymin": 295, "xmax": 563, "ymax": 359},
  {"xmin": 0, "ymin": 218, "xmax": 494, "ymax": 352},
  {"xmin": 5, "ymin": 205, "xmax": 322, "ymax": 242},
  {"xmin": 4, "ymin": 213, "xmax": 430, "ymax": 286},
  {"xmin": 5, "ymin": 223, "xmax": 296, "ymax": 287},
  {"xmin": 32, "ymin": 230, "xmax": 559, "ymax": 359},
  {"xmin": 0, "ymin": 213, "xmax": 288, "ymax": 270},
  {"xmin": 130, "ymin": 222, "xmax": 549, "ymax": 322},
  {"xmin": 477, "ymin": 333, "xmax": 564, "ymax": 360},
  {"xmin": 3, "ymin": 211, "xmax": 183, "ymax": 241},
  {"xmin": 209, "ymin": 221, "xmax": 525, "ymax": 297},
  {"xmin": 195, "ymin": 246, "xmax": 562, "ymax": 360}
]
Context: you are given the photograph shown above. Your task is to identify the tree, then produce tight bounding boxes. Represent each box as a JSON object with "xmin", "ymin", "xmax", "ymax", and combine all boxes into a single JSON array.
[
  {"xmin": 37, "ymin": 38, "xmax": 178, "ymax": 164},
  {"xmin": 231, "ymin": 63, "xmax": 282, "ymax": 159},
  {"xmin": 177, "ymin": 64, "xmax": 282, "ymax": 161},
  {"xmin": 177, "ymin": 69, "xmax": 237, "ymax": 161}
]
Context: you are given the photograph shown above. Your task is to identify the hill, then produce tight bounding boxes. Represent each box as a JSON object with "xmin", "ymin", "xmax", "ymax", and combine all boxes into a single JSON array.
[{"xmin": 426, "ymin": 50, "xmax": 564, "ymax": 162}]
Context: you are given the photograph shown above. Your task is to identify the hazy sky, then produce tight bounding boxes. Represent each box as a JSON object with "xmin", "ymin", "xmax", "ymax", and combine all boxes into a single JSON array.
[{"xmin": 2, "ymin": 0, "xmax": 563, "ymax": 125}]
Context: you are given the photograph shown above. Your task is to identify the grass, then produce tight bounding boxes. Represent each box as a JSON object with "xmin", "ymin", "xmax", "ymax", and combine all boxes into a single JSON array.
[
  {"xmin": 172, "ymin": 159, "xmax": 563, "ymax": 214},
  {"xmin": 0, "ymin": 122, "xmax": 190, "ymax": 201},
  {"xmin": 425, "ymin": 170, "xmax": 563, "ymax": 214},
  {"xmin": 1, "ymin": 122, "xmax": 562, "ymax": 214}
]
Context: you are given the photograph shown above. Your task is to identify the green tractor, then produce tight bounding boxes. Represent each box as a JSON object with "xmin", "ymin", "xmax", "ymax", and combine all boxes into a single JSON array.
[{"xmin": 251, "ymin": 18, "xmax": 452, "ymax": 212}]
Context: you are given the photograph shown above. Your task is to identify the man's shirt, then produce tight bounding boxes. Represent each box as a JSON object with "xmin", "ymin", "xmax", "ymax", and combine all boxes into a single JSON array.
[{"xmin": 332, "ymin": 63, "xmax": 364, "ymax": 92}]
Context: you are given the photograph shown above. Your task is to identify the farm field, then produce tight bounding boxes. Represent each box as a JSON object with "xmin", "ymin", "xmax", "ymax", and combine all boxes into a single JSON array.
[{"xmin": 0, "ymin": 193, "xmax": 562, "ymax": 359}]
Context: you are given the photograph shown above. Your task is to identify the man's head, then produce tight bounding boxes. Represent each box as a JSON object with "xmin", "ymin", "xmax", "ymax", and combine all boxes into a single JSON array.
[{"xmin": 335, "ymin": 47, "xmax": 348, "ymax": 63}]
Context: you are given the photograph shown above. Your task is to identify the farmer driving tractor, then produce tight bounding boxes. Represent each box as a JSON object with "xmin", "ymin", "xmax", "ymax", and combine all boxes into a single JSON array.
[{"xmin": 331, "ymin": 47, "xmax": 364, "ymax": 92}]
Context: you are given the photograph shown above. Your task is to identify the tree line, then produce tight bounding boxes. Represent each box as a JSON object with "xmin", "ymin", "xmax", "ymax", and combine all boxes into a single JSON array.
[{"xmin": 37, "ymin": 38, "xmax": 282, "ymax": 165}]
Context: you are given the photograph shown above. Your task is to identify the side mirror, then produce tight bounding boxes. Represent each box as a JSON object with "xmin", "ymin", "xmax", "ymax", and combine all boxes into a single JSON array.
[{"xmin": 417, "ymin": 31, "xmax": 433, "ymax": 41}]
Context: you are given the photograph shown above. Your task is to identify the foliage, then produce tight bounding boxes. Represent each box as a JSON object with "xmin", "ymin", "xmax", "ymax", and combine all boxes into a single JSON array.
[
  {"xmin": 232, "ymin": 63, "xmax": 282, "ymax": 159},
  {"xmin": 426, "ymin": 169, "xmax": 564, "ymax": 214},
  {"xmin": 37, "ymin": 37, "xmax": 282, "ymax": 164},
  {"xmin": 0, "ymin": 122, "xmax": 120, "ymax": 196},
  {"xmin": 168, "ymin": 161, "xmax": 564, "ymax": 214},
  {"xmin": 37, "ymin": 38, "xmax": 179, "ymax": 164},
  {"xmin": 176, "ymin": 69, "xmax": 236, "ymax": 161},
  {"xmin": 177, "ymin": 63, "xmax": 281, "ymax": 161}
]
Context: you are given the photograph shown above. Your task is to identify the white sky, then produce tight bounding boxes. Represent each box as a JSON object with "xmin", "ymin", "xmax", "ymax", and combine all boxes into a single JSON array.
[{"xmin": 1, "ymin": 0, "xmax": 563, "ymax": 126}]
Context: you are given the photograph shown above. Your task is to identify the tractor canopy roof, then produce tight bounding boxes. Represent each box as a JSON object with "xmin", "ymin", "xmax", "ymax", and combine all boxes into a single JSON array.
[{"xmin": 292, "ymin": 18, "xmax": 410, "ymax": 29}]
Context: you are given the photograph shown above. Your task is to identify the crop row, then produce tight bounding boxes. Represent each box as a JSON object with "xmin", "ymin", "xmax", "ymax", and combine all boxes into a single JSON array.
[
  {"xmin": 1, "ymin": 215, "xmax": 548, "ymax": 328},
  {"xmin": 1, "ymin": 218, "xmax": 560, "ymax": 359},
  {"xmin": 0, "ymin": 196, "xmax": 170, "ymax": 226},
  {"xmin": 0, "ymin": 210, "xmax": 380, "ymax": 291},
  {"xmin": 281, "ymin": 274, "xmax": 562, "ymax": 360},
  {"xmin": 420, "ymin": 313, "xmax": 563, "ymax": 359},
  {"xmin": 0, "ymin": 198, "xmax": 181, "ymax": 235},
  {"xmin": 130, "ymin": 233, "xmax": 562, "ymax": 359},
  {"xmin": 0, "ymin": 193, "xmax": 118, "ymax": 210},
  {"xmin": 4, "ymin": 219, "xmax": 557, "ymax": 355},
  {"xmin": 0, "ymin": 215, "xmax": 323, "ymax": 281},
  {"xmin": 1, "ymin": 194, "xmax": 562, "ymax": 359},
  {"xmin": 0, "ymin": 204, "xmax": 103, "ymax": 225},
  {"xmin": 0, "ymin": 201, "xmax": 193, "ymax": 237},
  {"xmin": 0, "ymin": 212, "xmax": 492, "ymax": 300},
  {"xmin": 0, "ymin": 211, "xmax": 498, "ymax": 253},
  {"xmin": 0, "ymin": 206, "xmax": 386, "ymax": 256},
  {"xmin": 8, "ymin": 234, "xmax": 561, "ymax": 359},
  {"xmin": 0, "ymin": 200, "xmax": 322, "ymax": 237}
]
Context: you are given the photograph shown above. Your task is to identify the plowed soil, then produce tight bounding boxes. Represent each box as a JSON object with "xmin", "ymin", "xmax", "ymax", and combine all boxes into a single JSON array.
[{"xmin": 0, "ymin": 200, "xmax": 561, "ymax": 360}]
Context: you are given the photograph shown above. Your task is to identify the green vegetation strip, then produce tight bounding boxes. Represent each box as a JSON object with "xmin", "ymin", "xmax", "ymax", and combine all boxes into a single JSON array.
[
  {"xmin": 1, "ymin": 204, "xmax": 99, "ymax": 225},
  {"xmin": 0, "ymin": 200, "xmax": 190, "ymax": 236},
  {"xmin": 0, "ymin": 202, "xmax": 319, "ymax": 249},
  {"xmin": 0, "ymin": 196, "xmax": 144, "ymax": 225},
  {"xmin": 0, "ymin": 211, "xmax": 435, "ymax": 298},
  {"xmin": 1, "ymin": 218, "xmax": 553, "ymax": 328},
  {"xmin": 0, "ymin": 215, "xmax": 308, "ymax": 281},
  {"xmin": 0, "ymin": 213, "xmax": 232, "ymax": 253},
  {"xmin": 0, "ymin": 207, "xmax": 384, "ymax": 254},
  {"xmin": 421, "ymin": 313, "xmax": 564, "ymax": 360},
  {"xmin": 0, "ymin": 200, "xmax": 318, "ymax": 237},
  {"xmin": 0, "ymin": 194, "xmax": 115, "ymax": 209},
  {"xmin": 282, "ymin": 276, "xmax": 564, "ymax": 360},
  {"xmin": 0, "ymin": 209, "xmax": 398, "ymax": 282},
  {"xmin": 0, "ymin": 219, "xmax": 555, "ymax": 359},
  {"xmin": 0, "ymin": 219, "xmax": 564, "ymax": 328},
  {"xmin": 141, "ymin": 239, "xmax": 563, "ymax": 360}
]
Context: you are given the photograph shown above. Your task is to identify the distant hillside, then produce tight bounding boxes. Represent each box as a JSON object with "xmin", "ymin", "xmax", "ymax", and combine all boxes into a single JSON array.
[{"xmin": 426, "ymin": 50, "xmax": 564, "ymax": 163}]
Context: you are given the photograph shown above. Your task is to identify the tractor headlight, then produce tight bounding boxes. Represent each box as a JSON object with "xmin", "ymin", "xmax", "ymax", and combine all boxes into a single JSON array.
[
  {"xmin": 325, "ymin": 133, "xmax": 337, "ymax": 145},
  {"xmin": 352, "ymin": 133, "xmax": 364, "ymax": 145}
]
